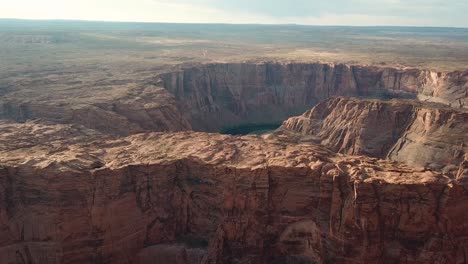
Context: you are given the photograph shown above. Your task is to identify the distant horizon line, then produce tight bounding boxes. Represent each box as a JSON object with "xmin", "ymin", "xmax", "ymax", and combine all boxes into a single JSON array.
[{"xmin": 1, "ymin": 17, "xmax": 467, "ymax": 29}]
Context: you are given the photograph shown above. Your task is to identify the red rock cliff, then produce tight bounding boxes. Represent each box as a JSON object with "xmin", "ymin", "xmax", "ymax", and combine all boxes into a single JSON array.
[
  {"xmin": 0, "ymin": 121, "xmax": 467, "ymax": 264},
  {"xmin": 1, "ymin": 63, "xmax": 466, "ymax": 134},
  {"xmin": 160, "ymin": 63, "xmax": 468, "ymax": 131},
  {"xmin": 281, "ymin": 97, "xmax": 467, "ymax": 172}
]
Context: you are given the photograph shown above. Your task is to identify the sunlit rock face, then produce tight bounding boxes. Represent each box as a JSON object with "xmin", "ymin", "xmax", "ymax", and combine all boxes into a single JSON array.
[
  {"xmin": 0, "ymin": 61, "xmax": 467, "ymax": 264},
  {"xmin": 281, "ymin": 97, "xmax": 467, "ymax": 172},
  {"xmin": 160, "ymin": 63, "xmax": 467, "ymax": 131},
  {"xmin": 0, "ymin": 121, "xmax": 467, "ymax": 264},
  {"xmin": 1, "ymin": 63, "xmax": 466, "ymax": 135}
]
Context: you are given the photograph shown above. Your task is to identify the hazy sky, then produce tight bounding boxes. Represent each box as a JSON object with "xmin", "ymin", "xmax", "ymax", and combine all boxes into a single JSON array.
[{"xmin": 1, "ymin": 0, "xmax": 467, "ymax": 27}]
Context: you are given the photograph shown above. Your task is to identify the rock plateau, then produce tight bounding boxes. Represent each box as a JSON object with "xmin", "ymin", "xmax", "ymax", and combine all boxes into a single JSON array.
[
  {"xmin": 1, "ymin": 63, "xmax": 467, "ymax": 134},
  {"xmin": 0, "ymin": 120, "xmax": 467, "ymax": 264},
  {"xmin": 0, "ymin": 62, "xmax": 467, "ymax": 264}
]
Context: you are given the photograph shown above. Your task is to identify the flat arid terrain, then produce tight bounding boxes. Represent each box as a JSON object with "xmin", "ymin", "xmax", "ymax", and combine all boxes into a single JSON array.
[{"xmin": 0, "ymin": 19, "xmax": 467, "ymax": 264}]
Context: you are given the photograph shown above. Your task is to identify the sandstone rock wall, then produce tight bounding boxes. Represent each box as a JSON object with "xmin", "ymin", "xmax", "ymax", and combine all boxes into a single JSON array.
[
  {"xmin": 281, "ymin": 97, "xmax": 468, "ymax": 171},
  {"xmin": 0, "ymin": 125, "xmax": 467, "ymax": 264},
  {"xmin": 1, "ymin": 63, "xmax": 466, "ymax": 134},
  {"xmin": 160, "ymin": 63, "xmax": 468, "ymax": 131}
]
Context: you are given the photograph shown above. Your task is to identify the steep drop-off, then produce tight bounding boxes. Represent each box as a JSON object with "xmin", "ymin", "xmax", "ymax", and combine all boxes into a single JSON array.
[
  {"xmin": 281, "ymin": 97, "xmax": 468, "ymax": 171},
  {"xmin": 160, "ymin": 63, "xmax": 468, "ymax": 131},
  {"xmin": 0, "ymin": 63, "xmax": 466, "ymax": 135},
  {"xmin": 0, "ymin": 62, "xmax": 467, "ymax": 264},
  {"xmin": 0, "ymin": 121, "xmax": 467, "ymax": 264}
]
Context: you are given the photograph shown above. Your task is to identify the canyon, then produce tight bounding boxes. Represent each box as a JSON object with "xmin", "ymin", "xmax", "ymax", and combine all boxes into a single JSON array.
[
  {"xmin": 159, "ymin": 63, "xmax": 467, "ymax": 132},
  {"xmin": 1, "ymin": 63, "xmax": 467, "ymax": 135},
  {"xmin": 0, "ymin": 61, "xmax": 467, "ymax": 264},
  {"xmin": 0, "ymin": 121, "xmax": 467, "ymax": 264}
]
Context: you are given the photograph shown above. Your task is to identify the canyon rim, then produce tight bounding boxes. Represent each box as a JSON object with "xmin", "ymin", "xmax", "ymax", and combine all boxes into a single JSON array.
[{"xmin": 0, "ymin": 21, "xmax": 467, "ymax": 264}]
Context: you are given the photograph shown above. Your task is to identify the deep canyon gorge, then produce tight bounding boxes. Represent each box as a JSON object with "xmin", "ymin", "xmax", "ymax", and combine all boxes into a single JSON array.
[
  {"xmin": 0, "ymin": 62, "xmax": 467, "ymax": 264},
  {"xmin": 1, "ymin": 63, "xmax": 467, "ymax": 135}
]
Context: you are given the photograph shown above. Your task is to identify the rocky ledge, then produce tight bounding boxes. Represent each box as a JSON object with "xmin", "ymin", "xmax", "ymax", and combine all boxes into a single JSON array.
[
  {"xmin": 0, "ymin": 120, "xmax": 467, "ymax": 264},
  {"xmin": 1, "ymin": 62, "xmax": 467, "ymax": 135},
  {"xmin": 281, "ymin": 97, "xmax": 468, "ymax": 172}
]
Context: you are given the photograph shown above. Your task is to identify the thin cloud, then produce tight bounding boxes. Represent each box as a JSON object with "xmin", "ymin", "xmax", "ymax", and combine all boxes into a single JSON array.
[{"xmin": 0, "ymin": 0, "xmax": 466, "ymax": 27}]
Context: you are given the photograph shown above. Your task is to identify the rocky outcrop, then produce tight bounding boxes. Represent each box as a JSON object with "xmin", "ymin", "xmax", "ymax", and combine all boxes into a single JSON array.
[
  {"xmin": 160, "ymin": 63, "xmax": 468, "ymax": 131},
  {"xmin": 280, "ymin": 97, "xmax": 468, "ymax": 172},
  {"xmin": 2, "ymin": 63, "xmax": 465, "ymax": 135},
  {"xmin": 0, "ymin": 121, "xmax": 467, "ymax": 264},
  {"xmin": 457, "ymin": 155, "xmax": 468, "ymax": 181},
  {"xmin": 1, "ymin": 61, "xmax": 467, "ymax": 263},
  {"xmin": 0, "ymin": 86, "xmax": 191, "ymax": 136}
]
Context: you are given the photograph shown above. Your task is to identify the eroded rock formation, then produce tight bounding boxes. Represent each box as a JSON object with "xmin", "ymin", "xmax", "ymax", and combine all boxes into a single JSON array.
[
  {"xmin": 0, "ymin": 121, "xmax": 467, "ymax": 264},
  {"xmin": 0, "ymin": 61, "xmax": 467, "ymax": 264},
  {"xmin": 0, "ymin": 86, "xmax": 191, "ymax": 136},
  {"xmin": 281, "ymin": 97, "xmax": 468, "ymax": 171},
  {"xmin": 1, "ymin": 63, "xmax": 467, "ymax": 134},
  {"xmin": 160, "ymin": 63, "xmax": 468, "ymax": 131}
]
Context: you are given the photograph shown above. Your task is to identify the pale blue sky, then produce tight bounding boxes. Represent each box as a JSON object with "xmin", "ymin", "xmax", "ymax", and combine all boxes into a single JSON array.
[{"xmin": 1, "ymin": 0, "xmax": 467, "ymax": 27}]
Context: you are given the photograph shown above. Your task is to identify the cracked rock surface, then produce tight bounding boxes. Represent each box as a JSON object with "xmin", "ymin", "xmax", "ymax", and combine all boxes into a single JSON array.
[
  {"xmin": 0, "ymin": 120, "xmax": 467, "ymax": 264},
  {"xmin": 2, "ymin": 63, "xmax": 467, "ymax": 135},
  {"xmin": 281, "ymin": 97, "xmax": 468, "ymax": 172}
]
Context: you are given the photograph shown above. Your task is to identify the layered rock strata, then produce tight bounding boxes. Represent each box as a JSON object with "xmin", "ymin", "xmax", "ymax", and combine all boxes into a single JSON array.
[
  {"xmin": 281, "ymin": 97, "xmax": 468, "ymax": 171},
  {"xmin": 160, "ymin": 63, "xmax": 468, "ymax": 131},
  {"xmin": 0, "ymin": 86, "xmax": 191, "ymax": 136},
  {"xmin": 1, "ymin": 63, "xmax": 467, "ymax": 134},
  {"xmin": 0, "ymin": 121, "xmax": 467, "ymax": 264}
]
